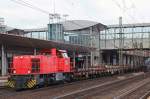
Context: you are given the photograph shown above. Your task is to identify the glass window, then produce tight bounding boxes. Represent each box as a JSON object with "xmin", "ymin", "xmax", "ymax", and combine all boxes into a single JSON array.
[
  {"xmin": 134, "ymin": 27, "xmax": 142, "ymax": 33},
  {"xmin": 101, "ymin": 30, "xmax": 105, "ymax": 34},
  {"xmin": 143, "ymin": 33, "xmax": 149, "ymax": 38},
  {"xmin": 143, "ymin": 27, "xmax": 147, "ymax": 32},
  {"xmin": 115, "ymin": 28, "xmax": 119, "ymax": 33},
  {"xmin": 100, "ymin": 34, "xmax": 105, "ymax": 39},
  {"xmin": 143, "ymin": 27, "xmax": 150, "ymax": 32},
  {"xmin": 116, "ymin": 34, "xmax": 119, "ymax": 39},
  {"xmin": 108, "ymin": 28, "xmax": 114, "ymax": 34},
  {"xmin": 32, "ymin": 32, "xmax": 39, "ymax": 39}
]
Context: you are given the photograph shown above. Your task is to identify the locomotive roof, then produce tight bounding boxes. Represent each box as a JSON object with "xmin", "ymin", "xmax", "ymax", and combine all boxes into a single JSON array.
[{"xmin": 0, "ymin": 33, "xmax": 96, "ymax": 53}]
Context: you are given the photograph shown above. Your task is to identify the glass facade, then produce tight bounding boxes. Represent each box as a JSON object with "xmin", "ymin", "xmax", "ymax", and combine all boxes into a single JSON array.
[
  {"xmin": 47, "ymin": 23, "xmax": 64, "ymax": 42},
  {"xmin": 24, "ymin": 25, "xmax": 93, "ymax": 47},
  {"xmin": 23, "ymin": 23, "xmax": 150, "ymax": 49},
  {"xmin": 99, "ymin": 25, "xmax": 150, "ymax": 49},
  {"xmin": 0, "ymin": 26, "xmax": 5, "ymax": 33},
  {"xmin": 100, "ymin": 26, "xmax": 150, "ymax": 40},
  {"xmin": 64, "ymin": 29, "xmax": 94, "ymax": 47},
  {"xmin": 24, "ymin": 31, "xmax": 48, "ymax": 40},
  {"xmin": 24, "ymin": 23, "xmax": 64, "ymax": 42},
  {"xmin": 68, "ymin": 34, "xmax": 91, "ymax": 46}
]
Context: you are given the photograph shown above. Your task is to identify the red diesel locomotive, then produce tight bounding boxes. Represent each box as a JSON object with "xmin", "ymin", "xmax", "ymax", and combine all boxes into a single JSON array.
[
  {"xmin": 7, "ymin": 48, "xmax": 72, "ymax": 89},
  {"xmin": 7, "ymin": 48, "xmax": 143, "ymax": 90}
]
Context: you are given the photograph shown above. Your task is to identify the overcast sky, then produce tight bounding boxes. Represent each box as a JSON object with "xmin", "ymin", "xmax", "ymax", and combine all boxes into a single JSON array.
[{"xmin": 0, "ymin": 0, "xmax": 150, "ymax": 29}]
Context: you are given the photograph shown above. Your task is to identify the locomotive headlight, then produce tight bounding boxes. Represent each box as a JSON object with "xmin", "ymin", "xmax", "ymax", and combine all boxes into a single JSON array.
[
  {"xmin": 13, "ymin": 70, "xmax": 16, "ymax": 74},
  {"xmin": 27, "ymin": 70, "xmax": 31, "ymax": 74}
]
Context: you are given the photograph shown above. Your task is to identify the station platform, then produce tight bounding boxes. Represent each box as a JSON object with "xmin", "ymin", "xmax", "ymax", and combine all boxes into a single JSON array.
[{"xmin": 0, "ymin": 76, "xmax": 8, "ymax": 87}]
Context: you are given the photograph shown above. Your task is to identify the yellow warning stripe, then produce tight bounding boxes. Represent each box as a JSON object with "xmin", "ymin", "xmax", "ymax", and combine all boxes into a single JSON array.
[
  {"xmin": 6, "ymin": 81, "xmax": 10, "ymax": 87},
  {"xmin": 7, "ymin": 81, "xmax": 11, "ymax": 87},
  {"xmin": 7, "ymin": 80, "xmax": 15, "ymax": 88},
  {"xmin": 28, "ymin": 81, "xmax": 34, "ymax": 88},
  {"xmin": 10, "ymin": 81, "xmax": 15, "ymax": 88},
  {"xmin": 27, "ymin": 82, "xmax": 32, "ymax": 88},
  {"xmin": 27, "ymin": 80, "xmax": 36, "ymax": 88}
]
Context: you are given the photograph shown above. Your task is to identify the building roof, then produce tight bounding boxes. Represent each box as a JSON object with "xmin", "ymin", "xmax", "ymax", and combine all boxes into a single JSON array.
[
  {"xmin": 62, "ymin": 20, "xmax": 107, "ymax": 31},
  {"xmin": 24, "ymin": 20, "xmax": 107, "ymax": 32},
  {"xmin": 5, "ymin": 26, "xmax": 15, "ymax": 31},
  {"xmin": 108, "ymin": 23, "xmax": 150, "ymax": 28},
  {"xmin": 0, "ymin": 25, "xmax": 22, "ymax": 32},
  {"xmin": 24, "ymin": 27, "xmax": 47, "ymax": 32}
]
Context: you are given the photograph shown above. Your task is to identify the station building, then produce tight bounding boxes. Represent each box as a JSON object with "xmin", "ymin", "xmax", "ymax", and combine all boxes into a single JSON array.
[
  {"xmin": 100, "ymin": 23, "xmax": 150, "ymax": 49},
  {"xmin": 0, "ymin": 20, "xmax": 106, "ymax": 76},
  {"xmin": 99, "ymin": 23, "xmax": 150, "ymax": 67},
  {"xmin": 0, "ymin": 19, "xmax": 149, "ymax": 76}
]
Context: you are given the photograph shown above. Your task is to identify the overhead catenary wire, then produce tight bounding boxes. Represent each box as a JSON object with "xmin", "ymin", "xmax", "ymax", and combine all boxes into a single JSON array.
[
  {"xmin": 10, "ymin": 0, "xmax": 84, "ymax": 27},
  {"xmin": 10, "ymin": 0, "xmax": 100, "ymax": 48},
  {"xmin": 111, "ymin": 0, "xmax": 139, "ymax": 23},
  {"xmin": 112, "ymin": 0, "xmax": 146, "ymax": 67},
  {"xmin": 10, "ymin": 0, "xmax": 50, "ymax": 15},
  {"xmin": 10, "ymin": 0, "xmax": 89, "ymax": 44}
]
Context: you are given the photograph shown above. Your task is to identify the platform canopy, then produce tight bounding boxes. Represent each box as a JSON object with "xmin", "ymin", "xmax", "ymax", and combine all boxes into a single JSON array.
[{"xmin": 0, "ymin": 33, "xmax": 96, "ymax": 53}]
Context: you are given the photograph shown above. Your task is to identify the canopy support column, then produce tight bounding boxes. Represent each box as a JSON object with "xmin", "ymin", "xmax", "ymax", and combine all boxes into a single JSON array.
[
  {"xmin": 1, "ymin": 44, "xmax": 7, "ymax": 76},
  {"xmin": 73, "ymin": 52, "xmax": 76, "ymax": 69}
]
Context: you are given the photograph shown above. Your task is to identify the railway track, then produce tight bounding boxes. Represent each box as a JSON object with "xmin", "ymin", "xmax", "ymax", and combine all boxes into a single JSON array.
[
  {"xmin": 0, "ymin": 74, "xmax": 119, "ymax": 99},
  {"xmin": 140, "ymin": 90, "xmax": 150, "ymax": 99},
  {"xmin": 54, "ymin": 72, "xmax": 150, "ymax": 99},
  {"xmin": 0, "ymin": 72, "xmax": 148, "ymax": 99},
  {"xmin": 120, "ymin": 81, "xmax": 150, "ymax": 99},
  {"xmin": 114, "ymin": 78, "xmax": 150, "ymax": 99}
]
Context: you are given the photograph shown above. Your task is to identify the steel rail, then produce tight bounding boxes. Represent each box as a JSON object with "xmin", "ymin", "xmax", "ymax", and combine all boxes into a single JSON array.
[{"xmin": 114, "ymin": 78, "xmax": 150, "ymax": 99}]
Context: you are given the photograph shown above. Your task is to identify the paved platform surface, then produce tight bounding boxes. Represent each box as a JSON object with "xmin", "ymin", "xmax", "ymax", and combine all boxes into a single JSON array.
[{"xmin": 0, "ymin": 76, "xmax": 8, "ymax": 87}]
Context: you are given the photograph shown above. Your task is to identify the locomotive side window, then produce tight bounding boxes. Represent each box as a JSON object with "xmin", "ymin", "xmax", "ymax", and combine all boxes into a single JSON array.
[
  {"xmin": 31, "ymin": 58, "xmax": 40, "ymax": 73},
  {"xmin": 62, "ymin": 52, "xmax": 68, "ymax": 58},
  {"xmin": 56, "ymin": 50, "xmax": 63, "ymax": 58}
]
